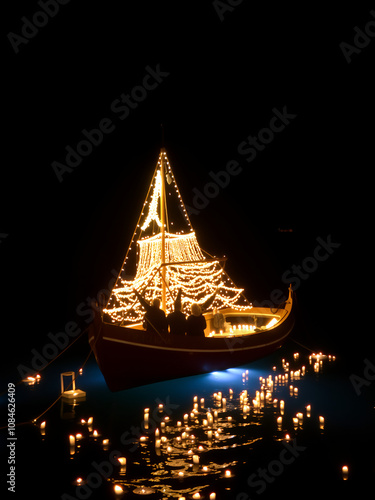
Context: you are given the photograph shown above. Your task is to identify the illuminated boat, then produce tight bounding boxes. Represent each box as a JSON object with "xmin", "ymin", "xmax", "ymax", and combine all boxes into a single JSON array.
[{"xmin": 89, "ymin": 148, "xmax": 294, "ymax": 391}]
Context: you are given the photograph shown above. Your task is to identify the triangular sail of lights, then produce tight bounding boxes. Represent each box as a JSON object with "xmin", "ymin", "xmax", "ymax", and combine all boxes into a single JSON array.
[{"xmin": 103, "ymin": 149, "xmax": 252, "ymax": 325}]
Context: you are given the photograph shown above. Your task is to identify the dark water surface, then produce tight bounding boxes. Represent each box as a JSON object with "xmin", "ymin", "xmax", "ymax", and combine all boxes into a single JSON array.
[{"xmin": 1, "ymin": 332, "xmax": 374, "ymax": 500}]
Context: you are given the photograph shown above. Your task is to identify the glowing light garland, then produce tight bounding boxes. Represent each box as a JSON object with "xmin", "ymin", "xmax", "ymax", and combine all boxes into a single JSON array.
[
  {"xmin": 103, "ymin": 150, "xmax": 252, "ymax": 324},
  {"xmin": 141, "ymin": 170, "xmax": 162, "ymax": 231}
]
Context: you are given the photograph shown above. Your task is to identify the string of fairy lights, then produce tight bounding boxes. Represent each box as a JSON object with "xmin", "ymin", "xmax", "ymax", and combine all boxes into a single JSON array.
[{"xmin": 103, "ymin": 150, "xmax": 252, "ymax": 324}]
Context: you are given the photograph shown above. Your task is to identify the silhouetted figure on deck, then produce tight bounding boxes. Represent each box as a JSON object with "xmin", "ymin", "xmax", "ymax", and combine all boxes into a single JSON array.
[
  {"xmin": 186, "ymin": 303, "xmax": 207, "ymax": 337},
  {"xmin": 167, "ymin": 301, "xmax": 187, "ymax": 335},
  {"xmin": 143, "ymin": 298, "xmax": 167, "ymax": 335},
  {"xmin": 213, "ymin": 307, "xmax": 224, "ymax": 333}
]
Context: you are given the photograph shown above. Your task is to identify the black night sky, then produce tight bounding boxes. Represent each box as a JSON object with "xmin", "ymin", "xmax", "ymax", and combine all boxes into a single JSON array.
[{"xmin": 2, "ymin": 2, "xmax": 373, "ymax": 374}]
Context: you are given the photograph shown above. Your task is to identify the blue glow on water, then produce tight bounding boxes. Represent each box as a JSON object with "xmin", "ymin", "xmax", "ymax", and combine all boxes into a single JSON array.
[{"xmin": 2, "ymin": 340, "xmax": 375, "ymax": 498}]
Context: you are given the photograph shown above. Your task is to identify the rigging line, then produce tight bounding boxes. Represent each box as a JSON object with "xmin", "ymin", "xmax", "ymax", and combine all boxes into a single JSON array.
[
  {"xmin": 289, "ymin": 337, "xmax": 316, "ymax": 353},
  {"xmin": 0, "ymin": 325, "xmax": 90, "ymax": 398},
  {"xmin": 0, "ymin": 341, "xmax": 97, "ymax": 430},
  {"xmin": 105, "ymin": 160, "xmax": 160, "ymax": 310}
]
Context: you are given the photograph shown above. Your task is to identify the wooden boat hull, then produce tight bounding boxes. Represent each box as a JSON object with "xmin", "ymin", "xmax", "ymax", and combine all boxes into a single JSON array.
[{"xmin": 88, "ymin": 290, "xmax": 295, "ymax": 392}]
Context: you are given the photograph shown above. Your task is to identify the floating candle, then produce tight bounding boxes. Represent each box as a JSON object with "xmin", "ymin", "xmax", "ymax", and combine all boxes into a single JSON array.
[
  {"xmin": 114, "ymin": 484, "xmax": 124, "ymax": 496},
  {"xmin": 342, "ymin": 465, "xmax": 349, "ymax": 480},
  {"xmin": 69, "ymin": 435, "xmax": 75, "ymax": 455},
  {"xmin": 40, "ymin": 421, "xmax": 46, "ymax": 436}
]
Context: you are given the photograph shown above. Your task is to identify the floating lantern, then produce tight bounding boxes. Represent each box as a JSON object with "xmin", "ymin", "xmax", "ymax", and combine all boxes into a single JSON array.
[
  {"xmin": 102, "ymin": 438, "xmax": 109, "ymax": 450},
  {"xmin": 294, "ymin": 387, "xmax": 298, "ymax": 395},
  {"xmin": 192, "ymin": 493, "xmax": 201, "ymax": 500},
  {"xmin": 60, "ymin": 372, "xmax": 86, "ymax": 401},
  {"xmin": 183, "ymin": 413, "xmax": 189, "ymax": 422},
  {"xmin": 342, "ymin": 465, "xmax": 349, "ymax": 480},
  {"xmin": 293, "ymin": 417, "xmax": 299, "ymax": 428},
  {"xmin": 75, "ymin": 477, "xmax": 84, "ymax": 486},
  {"xmin": 207, "ymin": 430, "xmax": 213, "ymax": 440},
  {"xmin": 155, "ymin": 439, "xmax": 161, "ymax": 448},
  {"xmin": 79, "ymin": 368, "xmax": 83, "ymax": 375},
  {"xmin": 277, "ymin": 416, "xmax": 282, "ymax": 429},
  {"xmin": 210, "ymin": 494, "xmax": 216, "ymax": 500},
  {"xmin": 285, "ymin": 433, "xmax": 290, "ymax": 441},
  {"xmin": 93, "ymin": 430, "xmax": 99, "ymax": 438},
  {"xmin": 319, "ymin": 416, "xmax": 325, "ymax": 430},
  {"xmin": 193, "ymin": 455, "xmax": 199, "ymax": 464},
  {"xmin": 225, "ymin": 470, "xmax": 231, "ymax": 477}
]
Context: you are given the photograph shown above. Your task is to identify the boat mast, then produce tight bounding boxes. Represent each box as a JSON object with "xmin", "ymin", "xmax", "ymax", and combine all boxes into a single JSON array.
[{"xmin": 160, "ymin": 147, "xmax": 167, "ymax": 312}]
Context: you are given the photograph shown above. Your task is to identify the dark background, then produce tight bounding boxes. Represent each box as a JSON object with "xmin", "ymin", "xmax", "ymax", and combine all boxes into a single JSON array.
[{"xmin": 1, "ymin": 1, "xmax": 373, "ymax": 377}]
